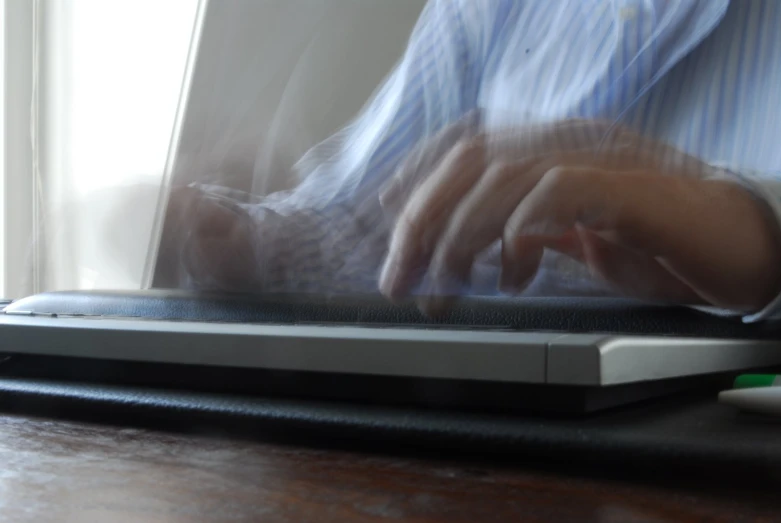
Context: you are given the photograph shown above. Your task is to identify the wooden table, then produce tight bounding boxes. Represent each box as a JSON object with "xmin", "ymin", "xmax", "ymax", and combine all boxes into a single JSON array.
[{"xmin": 1, "ymin": 414, "xmax": 779, "ymax": 522}]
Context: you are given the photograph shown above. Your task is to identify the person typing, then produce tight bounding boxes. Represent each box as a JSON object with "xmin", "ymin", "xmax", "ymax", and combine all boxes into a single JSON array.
[{"xmin": 172, "ymin": 0, "xmax": 781, "ymax": 321}]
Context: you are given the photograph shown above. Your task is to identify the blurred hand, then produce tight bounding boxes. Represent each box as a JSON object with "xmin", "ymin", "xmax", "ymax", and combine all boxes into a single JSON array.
[
  {"xmin": 378, "ymin": 119, "xmax": 781, "ymax": 316},
  {"xmin": 164, "ymin": 186, "xmax": 260, "ymax": 291}
]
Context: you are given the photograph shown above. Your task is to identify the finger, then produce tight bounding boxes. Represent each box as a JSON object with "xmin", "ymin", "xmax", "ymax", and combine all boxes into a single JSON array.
[
  {"xmin": 498, "ymin": 226, "xmax": 704, "ymax": 304},
  {"xmin": 385, "ymin": 140, "xmax": 692, "ymax": 306},
  {"xmin": 379, "ymin": 136, "xmax": 486, "ymax": 300},
  {"xmin": 500, "ymin": 165, "xmax": 627, "ymax": 287},
  {"xmin": 425, "ymin": 153, "xmax": 616, "ymax": 289},
  {"xmin": 576, "ymin": 226, "xmax": 705, "ymax": 304},
  {"xmin": 498, "ymin": 236, "xmax": 545, "ymax": 294},
  {"xmin": 500, "ymin": 165, "xmax": 715, "ymax": 303},
  {"xmin": 380, "ymin": 110, "xmax": 482, "ymax": 212},
  {"xmin": 417, "ymin": 152, "xmax": 642, "ymax": 313},
  {"xmin": 503, "ymin": 165, "xmax": 671, "ymax": 250},
  {"xmin": 419, "ymin": 157, "xmax": 551, "ymax": 310}
]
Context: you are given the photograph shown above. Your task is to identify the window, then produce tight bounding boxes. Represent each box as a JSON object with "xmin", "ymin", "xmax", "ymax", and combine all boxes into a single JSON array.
[
  {"xmin": 1, "ymin": 0, "xmax": 198, "ymax": 299},
  {"xmin": 2, "ymin": 0, "xmax": 36, "ymax": 299}
]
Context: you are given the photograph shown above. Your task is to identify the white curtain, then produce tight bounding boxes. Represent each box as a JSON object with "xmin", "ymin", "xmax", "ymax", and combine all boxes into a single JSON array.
[
  {"xmin": 0, "ymin": 0, "xmax": 7, "ymax": 298},
  {"xmin": 37, "ymin": 0, "xmax": 198, "ymax": 294}
]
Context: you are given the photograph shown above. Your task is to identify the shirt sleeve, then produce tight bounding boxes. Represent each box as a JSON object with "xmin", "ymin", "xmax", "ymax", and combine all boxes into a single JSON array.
[{"xmin": 188, "ymin": 0, "xmax": 494, "ymax": 293}]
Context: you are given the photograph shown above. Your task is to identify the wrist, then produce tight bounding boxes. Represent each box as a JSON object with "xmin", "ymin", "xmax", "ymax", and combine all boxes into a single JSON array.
[{"xmin": 716, "ymin": 180, "xmax": 781, "ymax": 312}]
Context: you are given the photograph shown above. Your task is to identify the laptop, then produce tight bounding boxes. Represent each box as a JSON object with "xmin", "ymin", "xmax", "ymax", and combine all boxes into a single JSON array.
[
  {"xmin": 4, "ymin": 284, "xmax": 781, "ymax": 413},
  {"xmin": 3, "ymin": 0, "xmax": 781, "ymax": 414}
]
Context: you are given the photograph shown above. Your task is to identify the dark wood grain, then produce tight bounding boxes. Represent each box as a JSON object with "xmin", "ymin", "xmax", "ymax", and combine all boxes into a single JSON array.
[{"xmin": 1, "ymin": 414, "xmax": 778, "ymax": 523}]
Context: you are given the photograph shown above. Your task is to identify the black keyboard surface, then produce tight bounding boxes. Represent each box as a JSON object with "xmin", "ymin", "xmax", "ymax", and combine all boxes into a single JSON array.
[{"xmin": 5, "ymin": 289, "xmax": 781, "ymax": 339}]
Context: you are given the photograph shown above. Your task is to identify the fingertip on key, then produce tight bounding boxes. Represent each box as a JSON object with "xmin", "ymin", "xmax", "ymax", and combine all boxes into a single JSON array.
[
  {"xmin": 499, "ymin": 241, "xmax": 541, "ymax": 294},
  {"xmin": 499, "ymin": 269, "xmax": 533, "ymax": 295},
  {"xmin": 417, "ymin": 294, "xmax": 457, "ymax": 319},
  {"xmin": 379, "ymin": 256, "xmax": 407, "ymax": 302}
]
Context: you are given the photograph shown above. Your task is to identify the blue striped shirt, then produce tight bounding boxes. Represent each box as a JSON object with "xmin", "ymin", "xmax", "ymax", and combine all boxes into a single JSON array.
[{"xmin": 192, "ymin": 0, "xmax": 781, "ymax": 321}]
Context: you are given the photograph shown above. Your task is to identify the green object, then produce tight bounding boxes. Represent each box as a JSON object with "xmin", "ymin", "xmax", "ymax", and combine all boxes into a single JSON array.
[{"xmin": 733, "ymin": 374, "xmax": 781, "ymax": 389}]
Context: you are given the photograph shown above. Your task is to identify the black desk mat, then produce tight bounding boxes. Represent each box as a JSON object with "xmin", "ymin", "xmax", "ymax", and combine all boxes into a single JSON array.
[{"xmin": 0, "ymin": 376, "xmax": 779, "ymax": 480}]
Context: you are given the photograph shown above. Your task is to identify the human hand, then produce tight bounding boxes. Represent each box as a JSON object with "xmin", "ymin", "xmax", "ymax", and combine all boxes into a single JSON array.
[
  {"xmin": 164, "ymin": 185, "xmax": 261, "ymax": 291},
  {"xmin": 378, "ymin": 119, "xmax": 781, "ymax": 316}
]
